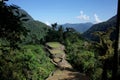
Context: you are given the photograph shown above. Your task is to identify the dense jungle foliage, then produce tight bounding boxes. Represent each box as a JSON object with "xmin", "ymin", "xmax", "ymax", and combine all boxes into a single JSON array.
[
  {"xmin": 45, "ymin": 23, "xmax": 119, "ymax": 80},
  {"xmin": 0, "ymin": 1, "xmax": 55, "ymax": 80},
  {"xmin": 0, "ymin": 0, "xmax": 119, "ymax": 80}
]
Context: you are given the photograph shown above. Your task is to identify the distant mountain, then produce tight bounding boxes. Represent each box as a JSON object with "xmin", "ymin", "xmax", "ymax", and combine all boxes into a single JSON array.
[
  {"xmin": 82, "ymin": 15, "xmax": 117, "ymax": 41},
  {"xmin": 62, "ymin": 22, "xmax": 93, "ymax": 33}
]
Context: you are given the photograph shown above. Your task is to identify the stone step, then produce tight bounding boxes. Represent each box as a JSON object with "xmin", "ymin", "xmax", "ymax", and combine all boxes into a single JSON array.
[{"xmin": 46, "ymin": 69, "xmax": 89, "ymax": 80}]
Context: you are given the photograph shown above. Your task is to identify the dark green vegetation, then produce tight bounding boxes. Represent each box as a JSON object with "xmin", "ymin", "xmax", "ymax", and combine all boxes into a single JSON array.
[
  {"xmin": 10, "ymin": 4, "xmax": 50, "ymax": 44},
  {"xmin": 45, "ymin": 21, "xmax": 119, "ymax": 80},
  {"xmin": 0, "ymin": 0, "xmax": 119, "ymax": 80},
  {"xmin": 23, "ymin": 20, "xmax": 49, "ymax": 44},
  {"xmin": 0, "ymin": 45, "xmax": 55, "ymax": 80},
  {"xmin": 0, "ymin": 1, "xmax": 28, "ymax": 49},
  {"xmin": 0, "ymin": 1, "xmax": 55, "ymax": 80}
]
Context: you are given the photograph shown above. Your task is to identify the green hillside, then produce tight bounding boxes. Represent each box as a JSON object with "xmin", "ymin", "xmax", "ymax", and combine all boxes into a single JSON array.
[
  {"xmin": 82, "ymin": 15, "xmax": 117, "ymax": 41},
  {"xmin": 23, "ymin": 20, "xmax": 50, "ymax": 44},
  {"xmin": 12, "ymin": 5, "xmax": 51, "ymax": 44}
]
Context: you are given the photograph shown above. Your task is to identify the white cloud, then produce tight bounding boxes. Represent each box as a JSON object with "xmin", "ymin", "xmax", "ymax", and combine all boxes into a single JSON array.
[
  {"xmin": 94, "ymin": 14, "xmax": 102, "ymax": 23},
  {"xmin": 76, "ymin": 11, "xmax": 90, "ymax": 21},
  {"xmin": 45, "ymin": 21, "xmax": 51, "ymax": 26}
]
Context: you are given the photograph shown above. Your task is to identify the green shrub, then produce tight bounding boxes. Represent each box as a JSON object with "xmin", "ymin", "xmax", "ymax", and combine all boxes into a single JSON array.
[
  {"xmin": 70, "ymin": 50, "xmax": 96, "ymax": 73},
  {"xmin": 65, "ymin": 39, "xmax": 101, "ymax": 80},
  {"xmin": 0, "ymin": 45, "xmax": 55, "ymax": 80}
]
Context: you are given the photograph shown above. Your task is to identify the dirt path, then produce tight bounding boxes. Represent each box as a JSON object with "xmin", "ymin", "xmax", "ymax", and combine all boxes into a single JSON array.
[
  {"xmin": 45, "ymin": 42, "xmax": 89, "ymax": 80},
  {"xmin": 46, "ymin": 69, "xmax": 89, "ymax": 80}
]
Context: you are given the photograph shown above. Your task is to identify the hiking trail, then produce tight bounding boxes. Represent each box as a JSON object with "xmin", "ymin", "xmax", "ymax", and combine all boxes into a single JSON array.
[{"xmin": 45, "ymin": 42, "xmax": 89, "ymax": 80}]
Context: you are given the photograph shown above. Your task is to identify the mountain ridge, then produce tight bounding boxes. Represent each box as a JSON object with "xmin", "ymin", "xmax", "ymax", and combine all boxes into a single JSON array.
[
  {"xmin": 62, "ymin": 22, "xmax": 93, "ymax": 33},
  {"xmin": 82, "ymin": 15, "xmax": 117, "ymax": 41}
]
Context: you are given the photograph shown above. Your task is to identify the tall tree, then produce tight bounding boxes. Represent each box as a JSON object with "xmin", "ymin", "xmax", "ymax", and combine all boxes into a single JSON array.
[
  {"xmin": 0, "ymin": 1, "xmax": 28, "ymax": 50},
  {"xmin": 51, "ymin": 23, "xmax": 57, "ymax": 30},
  {"xmin": 93, "ymin": 27, "xmax": 115, "ymax": 80},
  {"xmin": 112, "ymin": 0, "xmax": 120, "ymax": 79},
  {"xmin": 58, "ymin": 25, "xmax": 64, "ymax": 43}
]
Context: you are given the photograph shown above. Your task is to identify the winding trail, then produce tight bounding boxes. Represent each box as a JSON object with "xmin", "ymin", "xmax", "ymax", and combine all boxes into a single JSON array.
[{"xmin": 45, "ymin": 42, "xmax": 89, "ymax": 80}]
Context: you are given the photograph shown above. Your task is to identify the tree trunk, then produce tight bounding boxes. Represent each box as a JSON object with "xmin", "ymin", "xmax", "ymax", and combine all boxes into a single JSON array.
[
  {"xmin": 112, "ymin": 0, "xmax": 120, "ymax": 80},
  {"xmin": 102, "ymin": 60, "xmax": 108, "ymax": 80}
]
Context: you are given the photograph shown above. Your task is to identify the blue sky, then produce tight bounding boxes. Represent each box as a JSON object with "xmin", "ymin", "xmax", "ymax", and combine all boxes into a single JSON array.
[{"xmin": 7, "ymin": 0, "xmax": 118, "ymax": 25}]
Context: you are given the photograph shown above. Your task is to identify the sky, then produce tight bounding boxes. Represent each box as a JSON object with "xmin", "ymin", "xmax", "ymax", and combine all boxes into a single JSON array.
[{"xmin": 7, "ymin": 0, "xmax": 118, "ymax": 25}]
